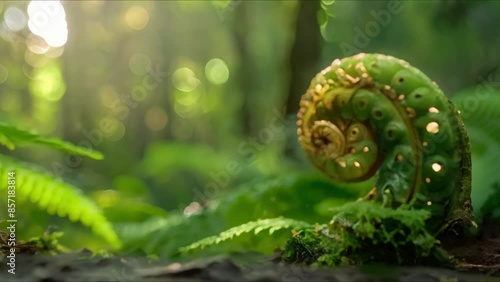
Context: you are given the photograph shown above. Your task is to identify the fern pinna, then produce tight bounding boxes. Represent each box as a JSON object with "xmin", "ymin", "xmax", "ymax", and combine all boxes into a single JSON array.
[
  {"xmin": 0, "ymin": 124, "xmax": 120, "ymax": 249},
  {"xmin": 180, "ymin": 217, "xmax": 313, "ymax": 254}
]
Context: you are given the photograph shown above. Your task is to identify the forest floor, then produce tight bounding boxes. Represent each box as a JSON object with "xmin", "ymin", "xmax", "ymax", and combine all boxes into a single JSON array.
[
  {"xmin": 0, "ymin": 250, "xmax": 499, "ymax": 282},
  {"xmin": 1, "ymin": 218, "xmax": 499, "ymax": 282}
]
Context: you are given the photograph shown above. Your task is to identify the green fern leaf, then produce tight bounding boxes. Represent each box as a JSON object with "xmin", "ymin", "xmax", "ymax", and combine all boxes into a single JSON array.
[
  {"xmin": 0, "ymin": 123, "xmax": 103, "ymax": 160},
  {"xmin": 179, "ymin": 217, "xmax": 312, "ymax": 254},
  {"xmin": 0, "ymin": 155, "xmax": 120, "ymax": 248}
]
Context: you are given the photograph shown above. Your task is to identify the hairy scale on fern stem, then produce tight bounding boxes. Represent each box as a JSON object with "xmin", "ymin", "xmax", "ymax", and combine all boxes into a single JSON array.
[{"xmin": 297, "ymin": 53, "xmax": 474, "ymax": 234}]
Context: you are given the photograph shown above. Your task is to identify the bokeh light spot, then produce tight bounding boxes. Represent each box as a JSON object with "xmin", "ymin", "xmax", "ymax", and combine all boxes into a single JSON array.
[
  {"xmin": 44, "ymin": 46, "xmax": 64, "ymax": 58},
  {"xmin": 183, "ymin": 202, "xmax": 202, "ymax": 217},
  {"xmin": 172, "ymin": 67, "xmax": 200, "ymax": 92},
  {"xmin": 29, "ymin": 61, "xmax": 66, "ymax": 101},
  {"xmin": 26, "ymin": 34, "xmax": 50, "ymax": 54},
  {"xmin": 100, "ymin": 116, "xmax": 126, "ymax": 142},
  {"xmin": 5, "ymin": 6, "xmax": 27, "ymax": 32},
  {"xmin": 205, "ymin": 58, "xmax": 229, "ymax": 85},
  {"xmin": 125, "ymin": 5, "xmax": 149, "ymax": 31},
  {"xmin": 145, "ymin": 107, "xmax": 168, "ymax": 131},
  {"xmin": 27, "ymin": 1, "xmax": 68, "ymax": 47},
  {"xmin": 129, "ymin": 53, "xmax": 151, "ymax": 75}
]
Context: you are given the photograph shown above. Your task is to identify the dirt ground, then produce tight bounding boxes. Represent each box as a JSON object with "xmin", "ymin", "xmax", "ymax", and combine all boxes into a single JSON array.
[
  {"xmin": 443, "ymin": 215, "xmax": 500, "ymax": 276},
  {"xmin": 1, "ymin": 249, "xmax": 500, "ymax": 282}
]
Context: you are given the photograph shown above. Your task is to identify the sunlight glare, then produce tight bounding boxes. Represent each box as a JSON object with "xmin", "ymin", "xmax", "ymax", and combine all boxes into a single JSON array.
[{"xmin": 27, "ymin": 1, "xmax": 68, "ymax": 47}]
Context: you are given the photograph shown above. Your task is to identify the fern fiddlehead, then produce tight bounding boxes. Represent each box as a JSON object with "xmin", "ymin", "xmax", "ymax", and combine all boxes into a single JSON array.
[{"xmin": 297, "ymin": 53, "xmax": 474, "ymax": 234}]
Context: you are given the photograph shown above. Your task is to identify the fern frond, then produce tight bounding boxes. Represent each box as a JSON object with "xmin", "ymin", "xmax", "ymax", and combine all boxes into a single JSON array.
[
  {"xmin": 0, "ymin": 123, "xmax": 103, "ymax": 160},
  {"xmin": 0, "ymin": 155, "xmax": 120, "ymax": 248},
  {"xmin": 179, "ymin": 217, "xmax": 312, "ymax": 253}
]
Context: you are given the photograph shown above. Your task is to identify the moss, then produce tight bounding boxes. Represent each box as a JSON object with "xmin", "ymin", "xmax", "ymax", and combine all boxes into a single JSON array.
[{"xmin": 283, "ymin": 200, "xmax": 452, "ymax": 266}]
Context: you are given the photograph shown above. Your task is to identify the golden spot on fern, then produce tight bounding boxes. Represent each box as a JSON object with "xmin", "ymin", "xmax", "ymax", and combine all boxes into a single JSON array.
[
  {"xmin": 355, "ymin": 62, "xmax": 366, "ymax": 73},
  {"xmin": 426, "ymin": 122, "xmax": 439, "ymax": 134},
  {"xmin": 346, "ymin": 74, "xmax": 360, "ymax": 84},
  {"xmin": 429, "ymin": 107, "xmax": 439, "ymax": 113},
  {"xmin": 432, "ymin": 163, "xmax": 442, "ymax": 173},
  {"xmin": 315, "ymin": 84, "xmax": 322, "ymax": 93}
]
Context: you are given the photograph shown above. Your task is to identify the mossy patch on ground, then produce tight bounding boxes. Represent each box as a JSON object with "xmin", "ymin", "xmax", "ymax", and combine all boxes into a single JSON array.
[{"xmin": 282, "ymin": 200, "xmax": 448, "ymax": 266}]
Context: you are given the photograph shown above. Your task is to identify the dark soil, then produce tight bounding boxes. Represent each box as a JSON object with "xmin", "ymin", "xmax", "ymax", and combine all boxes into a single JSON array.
[
  {"xmin": 444, "ymin": 215, "xmax": 500, "ymax": 275},
  {"xmin": 0, "ymin": 250, "xmax": 499, "ymax": 282}
]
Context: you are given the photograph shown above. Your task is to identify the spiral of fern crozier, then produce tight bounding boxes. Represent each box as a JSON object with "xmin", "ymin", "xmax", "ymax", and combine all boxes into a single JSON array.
[{"xmin": 297, "ymin": 53, "xmax": 473, "ymax": 233}]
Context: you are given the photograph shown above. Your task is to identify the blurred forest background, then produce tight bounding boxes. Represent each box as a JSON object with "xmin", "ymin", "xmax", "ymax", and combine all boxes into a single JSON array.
[{"xmin": 0, "ymin": 0, "xmax": 499, "ymax": 254}]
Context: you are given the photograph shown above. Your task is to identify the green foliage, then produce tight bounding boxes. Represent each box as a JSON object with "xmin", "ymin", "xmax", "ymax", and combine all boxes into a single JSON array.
[
  {"xmin": 0, "ymin": 123, "xmax": 118, "ymax": 249},
  {"xmin": 0, "ymin": 123, "xmax": 103, "ymax": 160},
  {"xmin": 283, "ymin": 201, "xmax": 441, "ymax": 266},
  {"xmin": 282, "ymin": 228, "xmax": 332, "ymax": 265},
  {"xmin": 117, "ymin": 173, "xmax": 363, "ymax": 257},
  {"xmin": 27, "ymin": 228, "xmax": 69, "ymax": 255},
  {"xmin": 179, "ymin": 217, "xmax": 313, "ymax": 254},
  {"xmin": 0, "ymin": 155, "xmax": 120, "ymax": 249}
]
